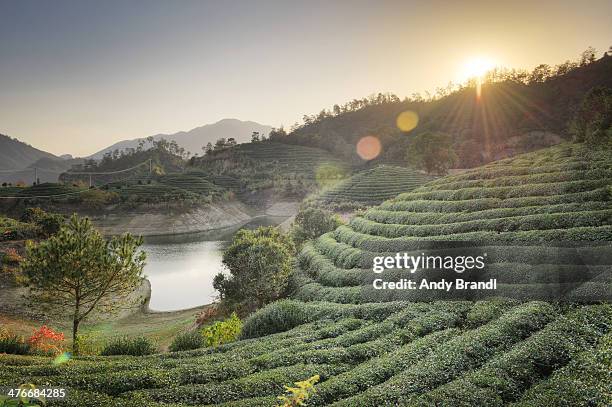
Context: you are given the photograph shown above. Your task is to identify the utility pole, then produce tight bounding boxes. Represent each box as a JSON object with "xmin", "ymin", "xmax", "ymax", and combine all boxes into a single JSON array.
[
  {"xmin": 149, "ymin": 159, "xmax": 152, "ymax": 174},
  {"xmin": 34, "ymin": 167, "xmax": 37, "ymax": 185},
  {"xmin": 89, "ymin": 174, "xmax": 92, "ymax": 188}
]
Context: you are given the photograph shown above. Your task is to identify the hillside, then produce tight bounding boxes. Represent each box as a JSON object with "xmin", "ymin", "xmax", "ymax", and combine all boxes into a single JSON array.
[
  {"xmin": 89, "ymin": 119, "xmax": 273, "ymax": 160},
  {"xmin": 0, "ymin": 134, "xmax": 57, "ymax": 172},
  {"xmin": 0, "ymin": 156, "xmax": 84, "ymax": 185},
  {"xmin": 192, "ymin": 141, "xmax": 349, "ymax": 200},
  {"xmin": 283, "ymin": 54, "xmax": 612, "ymax": 167},
  {"xmin": 296, "ymin": 143, "xmax": 611, "ymax": 304},
  {"xmin": 313, "ymin": 165, "xmax": 433, "ymax": 211},
  {"xmin": 2, "ymin": 143, "xmax": 610, "ymax": 406},
  {"xmin": 1, "ymin": 142, "xmax": 347, "ymax": 213}
]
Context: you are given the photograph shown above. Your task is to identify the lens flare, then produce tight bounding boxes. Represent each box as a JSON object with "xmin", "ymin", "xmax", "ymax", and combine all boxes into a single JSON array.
[
  {"xmin": 53, "ymin": 352, "xmax": 72, "ymax": 365},
  {"xmin": 356, "ymin": 136, "xmax": 382, "ymax": 160},
  {"xmin": 315, "ymin": 163, "xmax": 348, "ymax": 188},
  {"xmin": 396, "ymin": 111, "xmax": 419, "ymax": 132}
]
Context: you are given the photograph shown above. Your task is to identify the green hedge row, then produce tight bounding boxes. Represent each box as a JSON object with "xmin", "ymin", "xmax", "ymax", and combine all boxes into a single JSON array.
[
  {"xmin": 418, "ymin": 168, "xmax": 612, "ymax": 192},
  {"xmin": 350, "ymin": 209, "xmax": 612, "ymax": 238},
  {"xmin": 414, "ymin": 305, "xmax": 612, "ymax": 406},
  {"xmin": 365, "ymin": 201, "xmax": 611, "ymax": 226},
  {"xmin": 379, "ymin": 187, "xmax": 610, "ymax": 213},
  {"xmin": 309, "ymin": 329, "xmax": 460, "ymax": 405},
  {"xmin": 127, "ymin": 363, "xmax": 346, "ymax": 405},
  {"xmin": 312, "ymin": 233, "xmax": 362, "ymax": 269},
  {"xmin": 240, "ymin": 300, "xmax": 413, "ymax": 338},
  {"xmin": 512, "ymin": 332, "xmax": 612, "ymax": 406},
  {"xmin": 333, "ymin": 302, "xmax": 556, "ymax": 406},
  {"xmin": 333, "ymin": 224, "xmax": 612, "ymax": 252},
  {"xmin": 292, "ymin": 277, "xmax": 362, "ymax": 303},
  {"xmin": 298, "ymin": 244, "xmax": 365, "ymax": 287},
  {"xmin": 395, "ymin": 179, "xmax": 608, "ymax": 202},
  {"xmin": 250, "ymin": 302, "xmax": 471, "ymax": 372}
]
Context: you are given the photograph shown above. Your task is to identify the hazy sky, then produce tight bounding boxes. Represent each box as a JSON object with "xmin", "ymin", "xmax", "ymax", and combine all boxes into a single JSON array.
[{"xmin": 1, "ymin": 0, "xmax": 611, "ymax": 156}]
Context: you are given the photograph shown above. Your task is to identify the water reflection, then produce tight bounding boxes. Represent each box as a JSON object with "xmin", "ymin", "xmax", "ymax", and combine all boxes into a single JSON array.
[{"xmin": 142, "ymin": 216, "xmax": 286, "ymax": 311}]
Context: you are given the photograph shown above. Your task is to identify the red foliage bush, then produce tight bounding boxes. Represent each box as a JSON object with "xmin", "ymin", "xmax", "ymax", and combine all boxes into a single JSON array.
[{"xmin": 28, "ymin": 326, "xmax": 65, "ymax": 355}]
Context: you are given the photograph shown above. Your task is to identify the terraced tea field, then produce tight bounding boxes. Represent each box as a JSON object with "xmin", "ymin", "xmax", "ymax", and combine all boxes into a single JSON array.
[
  {"xmin": 1, "ymin": 143, "xmax": 610, "ymax": 406},
  {"xmin": 182, "ymin": 170, "xmax": 243, "ymax": 191},
  {"xmin": 196, "ymin": 142, "xmax": 349, "ymax": 193},
  {"xmin": 0, "ymin": 174, "xmax": 224, "ymax": 205},
  {"xmin": 316, "ymin": 165, "xmax": 432, "ymax": 210},
  {"xmin": 115, "ymin": 184, "xmax": 200, "ymax": 202},
  {"xmin": 0, "ymin": 183, "xmax": 84, "ymax": 199},
  {"xmin": 0, "ymin": 301, "xmax": 609, "ymax": 406},
  {"xmin": 296, "ymin": 143, "xmax": 612, "ymax": 304},
  {"xmin": 232, "ymin": 143, "xmax": 345, "ymax": 170},
  {"xmin": 158, "ymin": 174, "xmax": 221, "ymax": 196}
]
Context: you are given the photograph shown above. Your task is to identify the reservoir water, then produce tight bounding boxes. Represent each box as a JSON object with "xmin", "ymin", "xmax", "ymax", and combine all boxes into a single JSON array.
[{"xmin": 141, "ymin": 216, "xmax": 286, "ymax": 311}]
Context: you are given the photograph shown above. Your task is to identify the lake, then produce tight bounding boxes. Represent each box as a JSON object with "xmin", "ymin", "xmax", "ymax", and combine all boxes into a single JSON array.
[{"xmin": 142, "ymin": 216, "xmax": 286, "ymax": 311}]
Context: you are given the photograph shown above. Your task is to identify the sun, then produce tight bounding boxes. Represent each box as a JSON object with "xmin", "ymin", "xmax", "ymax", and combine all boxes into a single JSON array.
[{"xmin": 460, "ymin": 56, "xmax": 497, "ymax": 80}]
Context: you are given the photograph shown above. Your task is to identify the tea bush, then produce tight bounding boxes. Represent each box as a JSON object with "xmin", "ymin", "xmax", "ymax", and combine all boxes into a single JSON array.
[
  {"xmin": 202, "ymin": 313, "xmax": 242, "ymax": 348},
  {"xmin": 168, "ymin": 330, "xmax": 203, "ymax": 352},
  {"xmin": 100, "ymin": 336, "xmax": 156, "ymax": 356}
]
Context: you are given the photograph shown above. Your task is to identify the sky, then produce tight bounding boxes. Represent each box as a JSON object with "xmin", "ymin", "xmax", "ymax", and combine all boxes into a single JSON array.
[{"xmin": 1, "ymin": 0, "xmax": 611, "ymax": 156}]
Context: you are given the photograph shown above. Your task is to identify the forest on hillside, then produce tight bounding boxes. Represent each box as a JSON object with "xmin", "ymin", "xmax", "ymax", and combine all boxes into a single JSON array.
[{"xmin": 274, "ymin": 48, "xmax": 612, "ymax": 168}]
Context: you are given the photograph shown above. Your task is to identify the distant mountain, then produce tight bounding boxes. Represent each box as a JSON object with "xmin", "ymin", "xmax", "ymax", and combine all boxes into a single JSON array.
[
  {"xmin": 0, "ymin": 155, "xmax": 83, "ymax": 185},
  {"xmin": 0, "ymin": 134, "xmax": 57, "ymax": 171},
  {"xmin": 88, "ymin": 118, "xmax": 273, "ymax": 160}
]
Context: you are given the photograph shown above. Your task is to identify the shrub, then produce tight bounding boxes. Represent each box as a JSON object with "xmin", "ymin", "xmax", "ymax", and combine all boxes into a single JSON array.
[
  {"xmin": 309, "ymin": 329, "xmax": 460, "ymax": 405},
  {"xmin": 214, "ymin": 226, "xmax": 295, "ymax": 312},
  {"xmin": 334, "ymin": 302, "xmax": 555, "ymax": 406},
  {"xmin": 0, "ymin": 216, "xmax": 39, "ymax": 241},
  {"xmin": 277, "ymin": 374, "xmax": 320, "ymax": 407},
  {"xmin": 169, "ymin": 330, "xmax": 204, "ymax": 352},
  {"xmin": 1, "ymin": 248, "xmax": 24, "ymax": 265},
  {"xmin": 80, "ymin": 188, "xmax": 120, "ymax": 209},
  {"xmin": 202, "ymin": 313, "xmax": 242, "ymax": 348},
  {"xmin": 465, "ymin": 299, "xmax": 519, "ymax": 328},
  {"xmin": 569, "ymin": 86, "xmax": 612, "ymax": 145},
  {"xmin": 513, "ymin": 331, "xmax": 612, "ymax": 406},
  {"xmin": 0, "ymin": 328, "xmax": 30, "ymax": 355},
  {"xmin": 73, "ymin": 332, "xmax": 104, "ymax": 356},
  {"xmin": 416, "ymin": 305, "xmax": 612, "ymax": 405},
  {"xmin": 20, "ymin": 207, "xmax": 64, "ymax": 237},
  {"xmin": 406, "ymin": 132, "xmax": 457, "ymax": 175},
  {"xmin": 27, "ymin": 325, "xmax": 65, "ymax": 356},
  {"xmin": 291, "ymin": 207, "xmax": 342, "ymax": 249},
  {"xmin": 240, "ymin": 300, "xmax": 309, "ymax": 339},
  {"xmin": 101, "ymin": 336, "xmax": 156, "ymax": 356}
]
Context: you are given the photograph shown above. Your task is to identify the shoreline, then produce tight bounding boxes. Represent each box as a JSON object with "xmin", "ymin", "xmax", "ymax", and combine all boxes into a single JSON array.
[{"xmin": 89, "ymin": 199, "xmax": 298, "ymax": 238}]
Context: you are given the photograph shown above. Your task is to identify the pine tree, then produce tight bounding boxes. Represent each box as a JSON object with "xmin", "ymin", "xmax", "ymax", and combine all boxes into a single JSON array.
[{"xmin": 21, "ymin": 214, "xmax": 146, "ymax": 355}]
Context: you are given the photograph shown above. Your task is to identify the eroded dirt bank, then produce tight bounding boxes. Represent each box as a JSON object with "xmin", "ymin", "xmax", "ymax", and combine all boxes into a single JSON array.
[
  {"xmin": 89, "ymin": 200, "xmax": 254, "ymax": 236},
  {"xmin": 88, "ymin": 199, "xmax": 300, "ymax": 236}
]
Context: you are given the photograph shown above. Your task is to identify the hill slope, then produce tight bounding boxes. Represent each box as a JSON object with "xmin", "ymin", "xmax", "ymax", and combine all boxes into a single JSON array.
[
  {"xmin": 0, "ymin": 134, "xmax": 57, "ymax": 171},
  {"xmin": 1, "ymin": 143, "xmax": 610, "ymax": 406},
  {"xmin": 314, "ymin": 165, "xmax": 433, "ymax": 210},
  {"xmin": 89, "ymin": 119, "xmax": 273, "ymax": 159},
  {"xmin": 193, "ymin": 141, "xmax": 349, "ymax": 200},
  {"xmin": 284, "ymin": 54, "xmax": 612, "ymax": 167},
  {"xmin": 296, "ymin": 143, "xmax": 611, "ymax": 303}
]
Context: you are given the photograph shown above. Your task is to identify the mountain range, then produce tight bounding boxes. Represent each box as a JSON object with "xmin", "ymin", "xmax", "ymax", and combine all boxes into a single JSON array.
[
  {"xmin": 0, "ymin": 119, "xmax": 272, "ymax": 183},
  {"xmin": 87, "ymin": 118, "xmax": 272, "ymax": 159}
]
